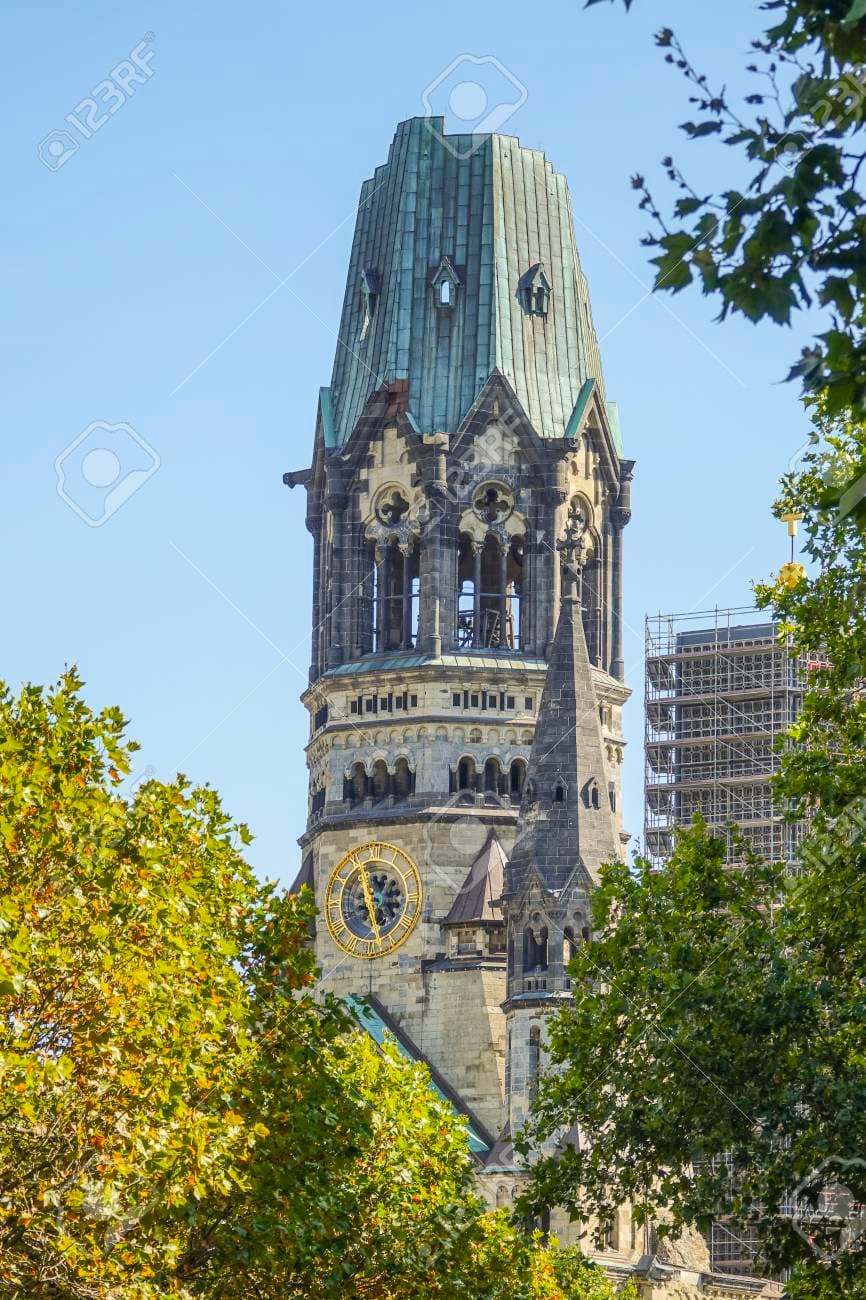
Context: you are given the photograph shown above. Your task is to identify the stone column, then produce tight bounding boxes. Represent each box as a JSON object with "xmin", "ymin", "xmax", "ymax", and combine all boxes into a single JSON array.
[
  {"xmin": 375, "ymin": 545, "xmax": 389, "ymax": 652},
  {"xmin": 401, "ymin": 546, "xmax": 413, "ymax": 648},
  {"xmin": 324, "ymin": 492, "xmax": 347, "ymax": 667},
  {"xmin": 498, "ymin": 539, "xmax": 508, "ymax": 648},
  {"xmin": 307, "ymin": 512, "xmax": 323, "ymax": 682},
  {"xmin": 610, "ymin": 461, "xmax": 634, "ymax": 683},
  {"xmin": 419, "ymin": 432, "xmax": 450, "ymax": 654}
]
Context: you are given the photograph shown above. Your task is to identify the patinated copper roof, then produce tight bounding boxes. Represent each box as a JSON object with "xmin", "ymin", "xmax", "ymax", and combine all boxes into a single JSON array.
[{"xmin": 326, "ymin": 116, "xmax": 612, "ymax": 449}]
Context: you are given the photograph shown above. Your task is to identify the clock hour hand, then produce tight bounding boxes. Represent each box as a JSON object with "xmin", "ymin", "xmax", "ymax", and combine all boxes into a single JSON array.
[{"xmin": 358, "ymin": 864, "xmax": 382, "ymax": 944}]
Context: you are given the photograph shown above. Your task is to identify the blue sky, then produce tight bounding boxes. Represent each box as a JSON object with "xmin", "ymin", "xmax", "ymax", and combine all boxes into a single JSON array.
[{"xmin": 2, "ymin": 0, "xmax": 814, "ymax": 882}]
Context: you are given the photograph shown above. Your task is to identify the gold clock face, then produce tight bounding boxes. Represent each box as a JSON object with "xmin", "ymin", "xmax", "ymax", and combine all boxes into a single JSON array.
[{"xmin": 325, "ymin": 842, "xmax": 422, "ymax": 959}]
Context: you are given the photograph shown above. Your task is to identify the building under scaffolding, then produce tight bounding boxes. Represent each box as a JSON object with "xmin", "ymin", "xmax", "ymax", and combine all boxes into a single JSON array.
[
  {"xmin": 644, "ymin": 607, "xmax": 825, "ymax": 872},
  {"xmin": 645, "ymin": 607, "xmax": 826, "ymax": 1278}
]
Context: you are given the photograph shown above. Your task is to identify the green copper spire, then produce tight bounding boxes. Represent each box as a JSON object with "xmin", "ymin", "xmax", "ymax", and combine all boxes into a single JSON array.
[{"xmin": 328, "ymin": 116, "xmax": 607, "ymax": 447}]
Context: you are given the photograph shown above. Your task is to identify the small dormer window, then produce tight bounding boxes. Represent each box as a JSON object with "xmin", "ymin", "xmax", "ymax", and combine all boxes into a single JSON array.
[
  {"xmin": 583, "ymin": 778, "xmax": 600, "ymax": 810},
  {"xmin": 359, "ymin": 267, "xmax": 380, "ymax": 341},
  {"xmin": 518, "ymin": 262, "xmax": 552, "ymax": 318},
  {"xmin": 431, "ymin": 256, "xmax": 460, "ymax": 314}
]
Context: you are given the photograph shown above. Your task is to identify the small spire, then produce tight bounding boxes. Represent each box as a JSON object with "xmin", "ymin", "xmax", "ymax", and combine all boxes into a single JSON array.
[{"xmin": 504, "ymin": 542, "xmax": 620, "ymax": 897}]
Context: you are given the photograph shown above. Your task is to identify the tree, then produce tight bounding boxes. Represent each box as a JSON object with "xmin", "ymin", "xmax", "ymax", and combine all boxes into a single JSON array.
[
  {"xmin": 520, "ymin": 404, "xmax": 866, "ymax": 1298},
  {"xmin": 0, "ymin": 670, "xmax": 618, "ymax": 1299},
  {"xmin": 588, "ymin": 0, "xmax": 866, "ymax": 415},
  {"xmin": 0, "ymin": 668, "xmax": 343, "ymax": 1296}
]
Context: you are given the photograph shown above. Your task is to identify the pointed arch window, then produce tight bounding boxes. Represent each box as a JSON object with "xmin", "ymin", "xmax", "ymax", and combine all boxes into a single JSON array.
[
  {"xmin": 524, "ymin": 918, "xmax": 548, "ymax": 972},
  {"xmin": 518, "ymin": 262, "xmax": 552, "ymax": 318},
  {"xmin": 583, "ymin": 778, "xmax": 601, "ymax": 810},
  {"xmin": 431, "ymin": 256, "xmax": 460, "ymax": 314}
]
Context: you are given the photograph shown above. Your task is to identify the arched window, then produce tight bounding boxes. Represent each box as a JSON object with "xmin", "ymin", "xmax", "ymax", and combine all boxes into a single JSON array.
[
  {"xmin": 371, "ymin": 760, "xmax": 390, "ymax": 802},
  {"xmin": 510, "ymin": 759, "xmax": 526, "ymax": 798},
  {"xmin": 518, "ymin": 263, "xmax": 551, "ymax": 318},
  {"xmin": 582, "ymin": 549, "xmax": 603, "ymax": 668},
  {"xmin": 457, "ymin": 757, "xmax": 476, "ymax": 792},
  {"xmin": 369, "ymin": 535, "xmax": 419, "ymax": 653},
  {"xmin": 345, "ymin": 762, "xmax": 367, "ymax": 804},
  {"xmin": 563, "ymin": 926, "xmax": 578, "ymax": 964},
  {"xmin": 484, "ymin": 757, "xmax": 500, "ymax": 793},
  {"xmin": 583, "ymin": 778, "xmax": 600, "ymax": 810},
  {"xmin": 524, "ymin": 920, "xmax": 548, "ymax": 972},
  {"xmin": 455, "ymin": 529, "xmax": 524, "ymax": 650},
  {"xmin": 553, "ymin": 779, "xmax": 567, "ymax": 804},
  {"xmin": 393, "ymin": 757, "xmax": 413, "ymax": 800}
]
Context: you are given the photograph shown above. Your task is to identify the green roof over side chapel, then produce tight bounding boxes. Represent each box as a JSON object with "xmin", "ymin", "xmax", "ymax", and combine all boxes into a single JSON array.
[{"xmin": 327, "ymin": 116, "xmax": 610, "ymax": 448}]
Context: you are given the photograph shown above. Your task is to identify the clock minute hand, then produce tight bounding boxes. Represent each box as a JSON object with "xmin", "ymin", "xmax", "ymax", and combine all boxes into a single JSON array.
[{"xmin": 359, "ymin": 863, "xmax": 381, "ymax": 944}]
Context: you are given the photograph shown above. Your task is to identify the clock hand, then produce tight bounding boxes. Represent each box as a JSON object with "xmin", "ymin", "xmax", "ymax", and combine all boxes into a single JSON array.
[{"xmin": 358, "ymin": 863, "xmax": 381, "ymax": 944}]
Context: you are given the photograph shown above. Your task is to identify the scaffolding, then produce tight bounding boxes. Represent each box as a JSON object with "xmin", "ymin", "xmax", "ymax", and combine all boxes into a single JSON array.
[
  {"xmin": 644, "ymin": 607, "xmax": 825, "ymax": 871},
  {"xmin": 645, "ymin": 608, "xmax": 828, "ymax": 1279}
]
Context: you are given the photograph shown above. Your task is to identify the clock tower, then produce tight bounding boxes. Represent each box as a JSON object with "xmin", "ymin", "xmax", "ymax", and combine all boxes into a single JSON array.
[{"xmin": 284, "ymin": 116, "xmax": 631, "ymax": 1158}]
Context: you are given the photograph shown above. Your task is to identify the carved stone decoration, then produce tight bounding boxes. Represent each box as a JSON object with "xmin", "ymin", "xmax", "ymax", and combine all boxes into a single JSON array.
[
  {"xmin": 364, "ymin": 482, "xmax": 427, "ymax": 551},
  {"xmin": 473, "ymin": 481, "xmax": 514, "ymax": 525},
  {"xmin": 375, "ymin": 486, "xmax": 411, "ymax": 526},
  {"xmin": 652, "ymin": 1215, "xmax": 712, "ymax": 1274},
  {"xmin": 458, "ymin": 488, "xmax": 526, "ymax": 546}
]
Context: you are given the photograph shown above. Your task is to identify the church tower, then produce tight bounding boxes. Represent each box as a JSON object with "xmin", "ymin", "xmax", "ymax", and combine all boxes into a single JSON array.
[{"xmin": 284, "ymin": 116, "xmax": 632, "ymax": 1154}]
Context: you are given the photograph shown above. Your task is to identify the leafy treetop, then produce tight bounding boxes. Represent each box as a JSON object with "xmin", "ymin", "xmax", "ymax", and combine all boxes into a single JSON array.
[{"xmin": 588, "ymin": 0, "xmax": 866, "ymax": 415}]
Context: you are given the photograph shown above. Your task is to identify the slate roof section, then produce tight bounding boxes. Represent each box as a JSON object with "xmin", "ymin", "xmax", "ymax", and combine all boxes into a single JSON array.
[
  {"xmin": 505, "ymin": 586, "xmax": 621, "ymax": 896},
  {"xmin": 329, "ymin": 116, "xmax": 607, "ymax": 447},
  {"xmin": 442, "ymin": 830, "xmax": 507, "ymax": 927}
]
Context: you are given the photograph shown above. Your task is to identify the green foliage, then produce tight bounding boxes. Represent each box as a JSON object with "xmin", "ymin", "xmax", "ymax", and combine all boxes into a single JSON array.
[
  {"xmin": 521, "ymin": 404, "xmax": 866, "ymax": 1296},
  {"xmin": 0, "ymin": 671, "xmax": 614, "ymax": 1300},
  {"xmin": 596, "ymin": 0, "xmax": 866, "ymax": 414}
]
